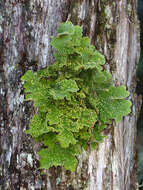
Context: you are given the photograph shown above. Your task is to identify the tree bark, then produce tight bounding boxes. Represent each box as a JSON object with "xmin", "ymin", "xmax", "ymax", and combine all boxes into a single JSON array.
[{"xmin": 0, "ymin": 0, "xmax": 140, "ymax": 190}]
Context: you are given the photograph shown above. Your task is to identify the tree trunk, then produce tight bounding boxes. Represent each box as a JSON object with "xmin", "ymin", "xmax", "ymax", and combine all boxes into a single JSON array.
[{"xmin": 0, "ymin": 0, "xmax": 140, "ymax": 190}]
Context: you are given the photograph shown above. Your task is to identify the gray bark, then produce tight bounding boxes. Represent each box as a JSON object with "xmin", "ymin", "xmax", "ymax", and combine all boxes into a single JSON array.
[{"xmin": 0, "ymin": 0, "xmax": 140, "ymax": 190}]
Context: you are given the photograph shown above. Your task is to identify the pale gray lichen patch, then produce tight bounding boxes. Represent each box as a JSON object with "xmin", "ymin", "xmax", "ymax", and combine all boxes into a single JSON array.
[
  {"xmin": 0, "ymin": 88, "xmax": 5, "ymax": 96},
  {"xmin": 79, "ymin": 0, "xmax": 87, "ymax": 20},
  {"xmin": 0, "ymin": 15, "xmax": 3, "ymax": 33},
  {"xmin": 27, "ymin": 154, "xmax": 33, "ymax": 167},
  {"xmin": 104, "ymin": 5, "xmax": 113, "ymax": 28},
  {"xmin": 17, "ymin": 153, "xmax": 33, "ymax": 168},
  {"xmin": 6, "ymin": 146, "xmax": 12, "ymax": 167}
]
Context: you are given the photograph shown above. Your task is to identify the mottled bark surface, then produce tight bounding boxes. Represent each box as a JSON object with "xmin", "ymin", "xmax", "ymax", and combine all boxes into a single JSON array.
[{"xmin": 0, "ymin": 0, "xmax": 139, "ymax": 190}]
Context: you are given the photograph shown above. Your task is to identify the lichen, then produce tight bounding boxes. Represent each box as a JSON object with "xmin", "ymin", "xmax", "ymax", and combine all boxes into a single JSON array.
[{"xmin": 94, "ymin": 1, "xmax": 117, "ymax": 73}]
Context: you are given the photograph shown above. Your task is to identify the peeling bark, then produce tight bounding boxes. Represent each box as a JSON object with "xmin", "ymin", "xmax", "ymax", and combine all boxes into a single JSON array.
[{"xmin": 0, "ymin": 0, "xmax": 139, "ymax": 190}]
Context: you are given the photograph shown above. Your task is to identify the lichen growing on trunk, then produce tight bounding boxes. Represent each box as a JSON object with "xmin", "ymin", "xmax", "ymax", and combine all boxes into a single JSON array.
[{"xmin": 0, "ymin": 0, "xmax": 139, "ymax": 190}]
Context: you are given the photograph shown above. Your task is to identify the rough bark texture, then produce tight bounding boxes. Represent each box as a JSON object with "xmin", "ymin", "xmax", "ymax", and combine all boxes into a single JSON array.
[{"xmin": 0, "ymin": 0, "xmax": 140, "ymax": 190}]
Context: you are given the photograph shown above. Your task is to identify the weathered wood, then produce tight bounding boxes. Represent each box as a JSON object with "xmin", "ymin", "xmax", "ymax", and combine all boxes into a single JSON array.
[{"xmin": 0, "ymin": 0, "xmax": 139, "ymax": 190}]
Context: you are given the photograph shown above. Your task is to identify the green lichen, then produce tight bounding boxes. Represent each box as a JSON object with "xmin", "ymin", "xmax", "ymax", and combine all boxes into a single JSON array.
[{"xmin": 21, "ymin": 22, "xmax": 131, "ymax": 172}]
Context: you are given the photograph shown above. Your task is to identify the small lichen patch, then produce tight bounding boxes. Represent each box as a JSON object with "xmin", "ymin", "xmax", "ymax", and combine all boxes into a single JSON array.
[
  {"xmin": 17, "ymin": 153, "xmax": 33, "ymax": 168},
  {"xmin": 27, "ymin": 154, "xmax": 33, "ymax": 167},
  {"xmin": 104, "ymin": 5, "xmax": 113, "ymax": 27}
]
